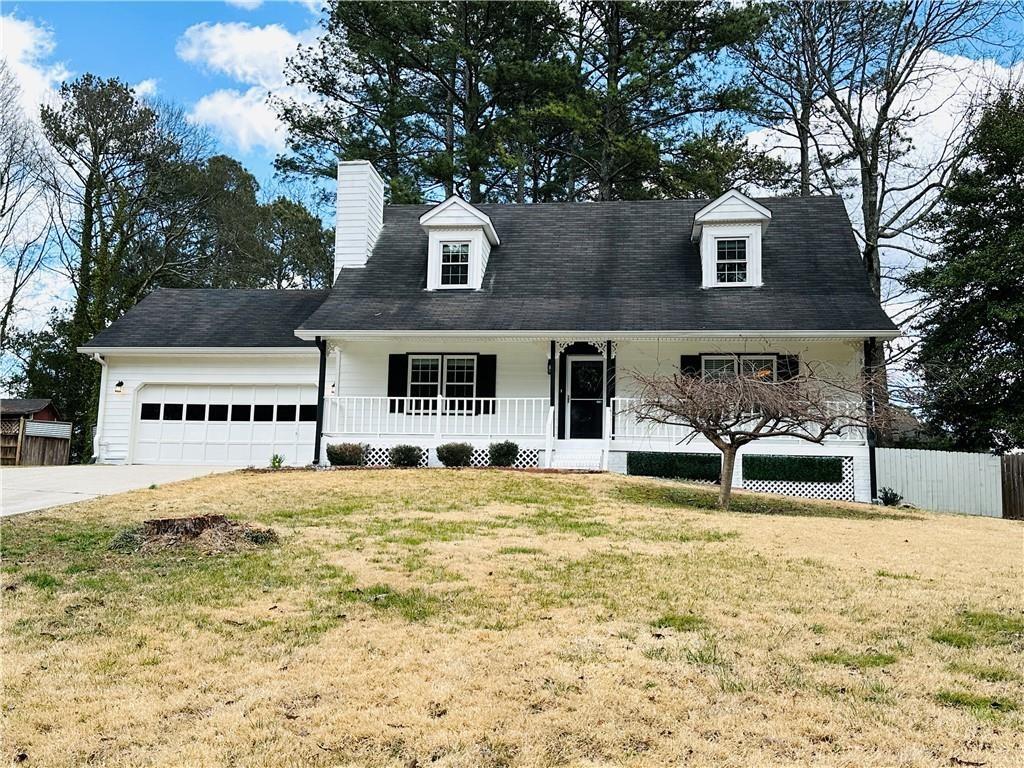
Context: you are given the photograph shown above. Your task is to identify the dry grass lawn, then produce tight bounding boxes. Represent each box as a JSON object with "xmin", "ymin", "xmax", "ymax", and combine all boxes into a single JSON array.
[{"xmin": 2, "ymin": 469, "xmax": 1022, "ymax": 767}]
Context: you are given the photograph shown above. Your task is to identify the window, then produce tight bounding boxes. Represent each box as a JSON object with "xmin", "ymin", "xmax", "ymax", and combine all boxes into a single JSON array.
[
  {"xmin": 140, "ymin": 403, "xmax": 161, "ymax": 420},
  {"xmin": 208, "ymin": 404, "xmax": 229, "ymax": 421},
  {"xmin": 231, "ymin": 404, "xmax": 251, "ymax": 422},
  {"xmin": 298, "ymin": 404, "xmax": 317, "ymax": 422},
  {"xmin": 253, "ymin": 405, "xmax": 274, "ymax": 422},
  {"xmin": 443, "ymin": 356, "xmax": 476, "ymax": 414},
  {"xmin": 163, "ymin": 403, "xmax": 183, "ymax": 421},
  {"xmin": 276, "ymin": 404, "xmax": 296, "ymax": 421},
  {"xmin": 185, "ymin": 404, "xmax": 206, "ymax": 421},
  {"xmin": 440, "ymin": 242, "xmax": 470, "ymax": 286},
  {"xmin": 702, "ymin": 357, "xmax": 737, "ymax": 380},
  {"xmin": 407, "ymin": 354, "xmax": 476, "ymax": 413},
  {"xmin": 702, "ymin": 355, "xmax": 777, "ymax": 381},
  {"xmin": 715, "ymin": 239, "xmax": 747, "ymax": 284}
]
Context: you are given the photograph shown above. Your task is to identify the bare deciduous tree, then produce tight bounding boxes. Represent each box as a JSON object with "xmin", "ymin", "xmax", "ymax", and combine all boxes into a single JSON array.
[
  {"xmin": 630, "ymin": 365, "xmax": 890, "ymax": 509},
  {"xmin": 0, "ymin": 62, "xmax": 54, "ymax": 350}
]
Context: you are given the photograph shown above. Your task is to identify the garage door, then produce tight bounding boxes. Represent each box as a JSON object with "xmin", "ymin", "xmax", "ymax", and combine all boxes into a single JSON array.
[{"xmin": 133, "ymin": 384, "xmax": 317, "ymax": 466}]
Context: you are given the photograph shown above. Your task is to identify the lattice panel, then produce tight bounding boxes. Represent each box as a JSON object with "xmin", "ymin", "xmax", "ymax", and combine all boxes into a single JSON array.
[
  {"xmin": 743, "ymin": 456, "xmax": 855, "ymax": 502},
  {"xmin": 468, "ymin": 447, "xmax": 541, "ymax": 469},
  {"xmin": 363, "ymin": 445, "xmax": 429, "ymax": 468}
]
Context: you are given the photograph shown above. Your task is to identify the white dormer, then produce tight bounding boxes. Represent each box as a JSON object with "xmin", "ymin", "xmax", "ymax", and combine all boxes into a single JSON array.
[
  {"xmin": 419, "ymin": 196, "xmax": 499, "ymax": 291},
  {"xmin": 692, "ymin": 189, "xmax": 771, "ymax": 288}
]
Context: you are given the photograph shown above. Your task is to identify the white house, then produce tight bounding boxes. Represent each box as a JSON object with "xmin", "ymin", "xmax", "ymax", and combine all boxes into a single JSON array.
[{"xmin": 80, "ymin": 160, "xmax": 898, "ymax": 501}]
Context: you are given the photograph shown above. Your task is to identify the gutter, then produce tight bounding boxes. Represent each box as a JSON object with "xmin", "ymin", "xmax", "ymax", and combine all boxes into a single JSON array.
[
  {"xmin": 294, "ymin": 329, "xmax": 902, "ymax": 341},
  {"xmin": 91, "ymin": 353, "xmax": 108, "ymax": 462}
]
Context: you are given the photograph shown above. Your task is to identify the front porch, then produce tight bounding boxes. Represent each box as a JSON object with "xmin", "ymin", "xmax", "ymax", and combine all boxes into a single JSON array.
[{"xmin": 316, "ymin": 336, "xmax": 870, "ymax": 498}]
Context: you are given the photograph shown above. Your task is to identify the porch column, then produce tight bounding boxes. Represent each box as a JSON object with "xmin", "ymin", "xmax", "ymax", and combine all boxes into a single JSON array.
[
  {"xmin": 313, "ymin": 336, "xmax": 327, "ymax": 465},
  {"xmin": 549, "ymin": 340, "xmax": 556, "ymax": 407}
]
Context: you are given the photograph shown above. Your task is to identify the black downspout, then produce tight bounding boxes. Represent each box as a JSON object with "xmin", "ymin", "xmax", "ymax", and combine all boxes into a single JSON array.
[
  {"xmin": 314, "ymin": 336, "xmax": 327, "ymax": 465},
  {"xmin": 864, "ymin": 337, "xmax": 878, "ymax": 501}
]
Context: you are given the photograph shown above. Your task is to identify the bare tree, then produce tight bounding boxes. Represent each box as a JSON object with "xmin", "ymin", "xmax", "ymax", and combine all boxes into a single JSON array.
[
  {"xmin": 629, "ymin": 365, "xmax": 889, "ymax": 509},
  {"xmin": 0, "ymin": 62, "xmax": 54, "ymax": 350},
  {"xmin": 810, "ymin": 1, "xmax": 1007, "ymax": 308}
]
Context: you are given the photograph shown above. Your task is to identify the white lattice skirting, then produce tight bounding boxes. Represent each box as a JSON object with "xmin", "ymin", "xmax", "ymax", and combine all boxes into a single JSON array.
[
  {"xmin": 743, "ymin": 457, "xmax": 855, "ymax": 502},
  {"xmin": 361, "ymin": 445, "xmax": 541, "ymax": 469}
]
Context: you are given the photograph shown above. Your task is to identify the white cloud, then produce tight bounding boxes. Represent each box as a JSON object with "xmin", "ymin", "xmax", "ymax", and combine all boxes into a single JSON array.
[
  {"xmin": 226, "ymin": 0, "xmax": 264, "ymax": 10},
  {"xmin": 0, "ymin": 13, "xmax": 69, "ymax": 116},
  {"xmin": 176, "ymin": 20, "xmax": 317, "ymax": 153},
  {"xmin": 176, "ymin": 21, "xmax": 311, "ymax": 88},
  {"xmin": 189, "ymin": 86, "xmax": 285, "ymax": 153},
  {"xmin": 132, "ymin": 78, "xmax": 158, "ymax": 98}
]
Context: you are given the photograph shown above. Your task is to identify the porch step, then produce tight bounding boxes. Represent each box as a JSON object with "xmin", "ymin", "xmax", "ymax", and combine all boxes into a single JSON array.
[{"xmin": 550, "ymin": 447, "xmax": 604, "ymax": 471}]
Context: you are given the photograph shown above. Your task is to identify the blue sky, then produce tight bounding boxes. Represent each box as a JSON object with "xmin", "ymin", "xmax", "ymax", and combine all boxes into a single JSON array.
[{"xmin": 2, "ymin": 1, "xmax": 322, "ymax": 186}]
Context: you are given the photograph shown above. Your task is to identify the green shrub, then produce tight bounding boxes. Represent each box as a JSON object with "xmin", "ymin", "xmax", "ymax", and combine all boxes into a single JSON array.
[
  {"xmin": 627, "ymin": 452, "xmax": 720, "ymax": 481},
  {"xmin": 488, "ymin": 441, "xmax": 520, "ymax": 467},
  {"xmin": 743, "ymin": 455, "xmax": 843, "ymax": 483},
  {"xmin": 436, "ymin": 442, "xmax": 474, "ymax": 467},
  {"xmin": 269, "ymin": 453, "xmax": 285, "ymax": 470},
  {"xmin": 878, "ymin": 486, "xmax": 903, "ymax": 506},
  {"xmin": 326, "ymin": 443, "xmax": 365, "ymax": 466},
  {"xmin": 389, "ymin": 444, "xmax": 424, "ymax": 468}
]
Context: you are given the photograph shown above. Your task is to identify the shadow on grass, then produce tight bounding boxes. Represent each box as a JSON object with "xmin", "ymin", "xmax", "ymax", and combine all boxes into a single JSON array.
[{"xmin": 613, "ymin": 481, "xmax": 918, "ymax": 521}]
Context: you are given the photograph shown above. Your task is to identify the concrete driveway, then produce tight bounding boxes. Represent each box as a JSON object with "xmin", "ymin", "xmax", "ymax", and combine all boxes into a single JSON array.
[{"xmin": 1, "ymin": 464, "xmax": 235, "ymax": 517}]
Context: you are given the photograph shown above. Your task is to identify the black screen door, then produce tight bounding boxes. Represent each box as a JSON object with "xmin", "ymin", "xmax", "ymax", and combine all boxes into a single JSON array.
[{"xmin": 568, "ymin": 358, "xmax": 604, "ymax": 439}]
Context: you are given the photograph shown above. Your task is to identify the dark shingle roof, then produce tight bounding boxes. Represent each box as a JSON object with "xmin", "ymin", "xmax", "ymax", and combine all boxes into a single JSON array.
[
  {"xmin": 301, "ymin": 196, "xmax": 896, "ymax": 334},
  {"xmin": 1, "ymin": 398, "xmax": 55, "ymax": 417},
  {"xmin": 82, "ymin": 289, "xmax": 328, "ymax": 349}
]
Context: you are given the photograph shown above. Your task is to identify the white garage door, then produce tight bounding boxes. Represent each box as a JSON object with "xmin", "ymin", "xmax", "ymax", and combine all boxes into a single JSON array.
[{"xmin": 133, "ymin": 384, "xmax": 317, "ymax": 466}]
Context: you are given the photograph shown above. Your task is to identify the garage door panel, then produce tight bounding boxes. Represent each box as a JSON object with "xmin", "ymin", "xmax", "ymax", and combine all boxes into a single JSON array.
[{"xmin": 133, "ymin": 384, "xmax": 316, "ymax": 466}]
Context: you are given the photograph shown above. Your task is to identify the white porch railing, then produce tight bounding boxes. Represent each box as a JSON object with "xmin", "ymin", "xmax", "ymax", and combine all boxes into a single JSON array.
[
  {"xmin": 610, "ymin": 398, "xmax": 866, "ymax": 443},
  {"xmin": 323, "ymin": 396, "xmax": 549, "ymax": 439}
]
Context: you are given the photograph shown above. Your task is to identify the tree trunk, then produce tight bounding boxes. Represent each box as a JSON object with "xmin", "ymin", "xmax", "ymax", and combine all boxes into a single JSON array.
[
  {"xmin": 718, "ymin": 446, "xmax": 738, "ymax": 509},
  {"xmin": 797, "ymin": 100, "xmax": 812, "ymax": 197},
  {"xmin": 598, "ymin": 2, "xmax": 620, "ymax": 201}
]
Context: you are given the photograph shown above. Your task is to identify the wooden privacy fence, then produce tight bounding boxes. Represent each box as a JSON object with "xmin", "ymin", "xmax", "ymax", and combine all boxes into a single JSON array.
[
  {"xmin": 875, "ymin": 447, "xmax": 1003, "ymax": 517},
  {"xmin": 1002, "ymin": 455, "xmax": 1024, "ymax": 520},
  {"xmin": 0, "ymin": 419, "xmax": 72, "ymax": 466}
]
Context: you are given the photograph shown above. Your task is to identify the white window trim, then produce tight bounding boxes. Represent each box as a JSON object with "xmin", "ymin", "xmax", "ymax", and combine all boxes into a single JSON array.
[
  {"xmin": 439, "ymin": 241, "xmax": 471, "ymax": 287},
  {"xmin": 406, "ymin": 354, "xmax": 477, "ymax": 413},
  {"xmin": 700, "ymin": 223, "xmax": 763, "ymax": 288},
  {"xmin": 426, "ymin": 228, "xmax": 487, "ymax": 290},
  {"xmin": 701, "ymin": 354, "xmax": 778, "ymax": 381},
  {"xmin": 713, "ymin": 237, "xmax": 750, "ymax": 285}
]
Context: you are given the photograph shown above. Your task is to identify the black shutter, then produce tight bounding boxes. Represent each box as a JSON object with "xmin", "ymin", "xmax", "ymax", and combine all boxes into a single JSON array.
[
  {"xmin": 476, "ymin": 354, "xmax": 497, "ymax": 414},
  {"xmin": 387, "ymin": 353, "xmax": 408, "ymax": 413},
  {"xmin": 778, "ymin": 354, "xmax": 800, "ymax": 381},
  {"xmin": 680, "ymin": 355, "xmax": 701, "ymax": 376}
]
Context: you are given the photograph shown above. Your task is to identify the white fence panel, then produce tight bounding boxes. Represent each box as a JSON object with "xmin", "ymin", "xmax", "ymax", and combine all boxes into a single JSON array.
[{"xmin": 875, "ymin": 448, "xmax": 1002, "ymax": 517}]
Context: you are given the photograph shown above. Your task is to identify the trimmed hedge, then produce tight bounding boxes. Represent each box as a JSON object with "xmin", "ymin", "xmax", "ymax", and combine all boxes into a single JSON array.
[
  {"xmin": 627, "ymin": 452, "xmax": 721, "ymax": 482},
  {"xmin": 436, "ymin": 442, "xmax": 474, "ymax": 467},
  {"xmin": 326, "ymin": 443, "xmax": 365, "ymax": 466},
  {"xmin": 488, "ymin": 440, "xmax": 520, "ymax": 467},
  {"xmin": 389, "ymin": 444, "xmax": 424, "ymax": 468},
  {"xmin": 743, "ymin": 455, "xmax": 843, "ymax": 483}
]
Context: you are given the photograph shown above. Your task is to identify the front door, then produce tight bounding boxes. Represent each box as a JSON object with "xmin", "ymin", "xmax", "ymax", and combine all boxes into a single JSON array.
[{"xmin": 567, "ymin": 357, "xmax": 605, "ymax": 439}]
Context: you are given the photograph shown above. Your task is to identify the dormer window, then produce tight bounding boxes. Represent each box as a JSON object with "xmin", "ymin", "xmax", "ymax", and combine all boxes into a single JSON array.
[
  {"xmin": 715, "ymin": 238, "xmax": 748, "ymax": 284},
  {"xmin": 440, "ymin": 242, "xmax": 471, "ymax": 287},
  {"xmin": 692, "ymin": 189, "xmax": 771, "ymax": 289},
  {"xmin": 419, "ymin": 196, "xmax": 500, "ymax": 291}
]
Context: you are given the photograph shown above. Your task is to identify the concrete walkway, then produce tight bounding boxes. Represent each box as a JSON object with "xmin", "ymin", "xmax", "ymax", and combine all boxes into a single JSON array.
[{"xmin": 1, "ymin": 464, "xmax": 235, "ymax": 517}]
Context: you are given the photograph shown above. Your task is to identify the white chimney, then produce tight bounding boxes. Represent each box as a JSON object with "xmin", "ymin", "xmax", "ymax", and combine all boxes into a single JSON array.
[{"xmin": 334, "ymin": 160, "xmax": 384, "ymax": 281}]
